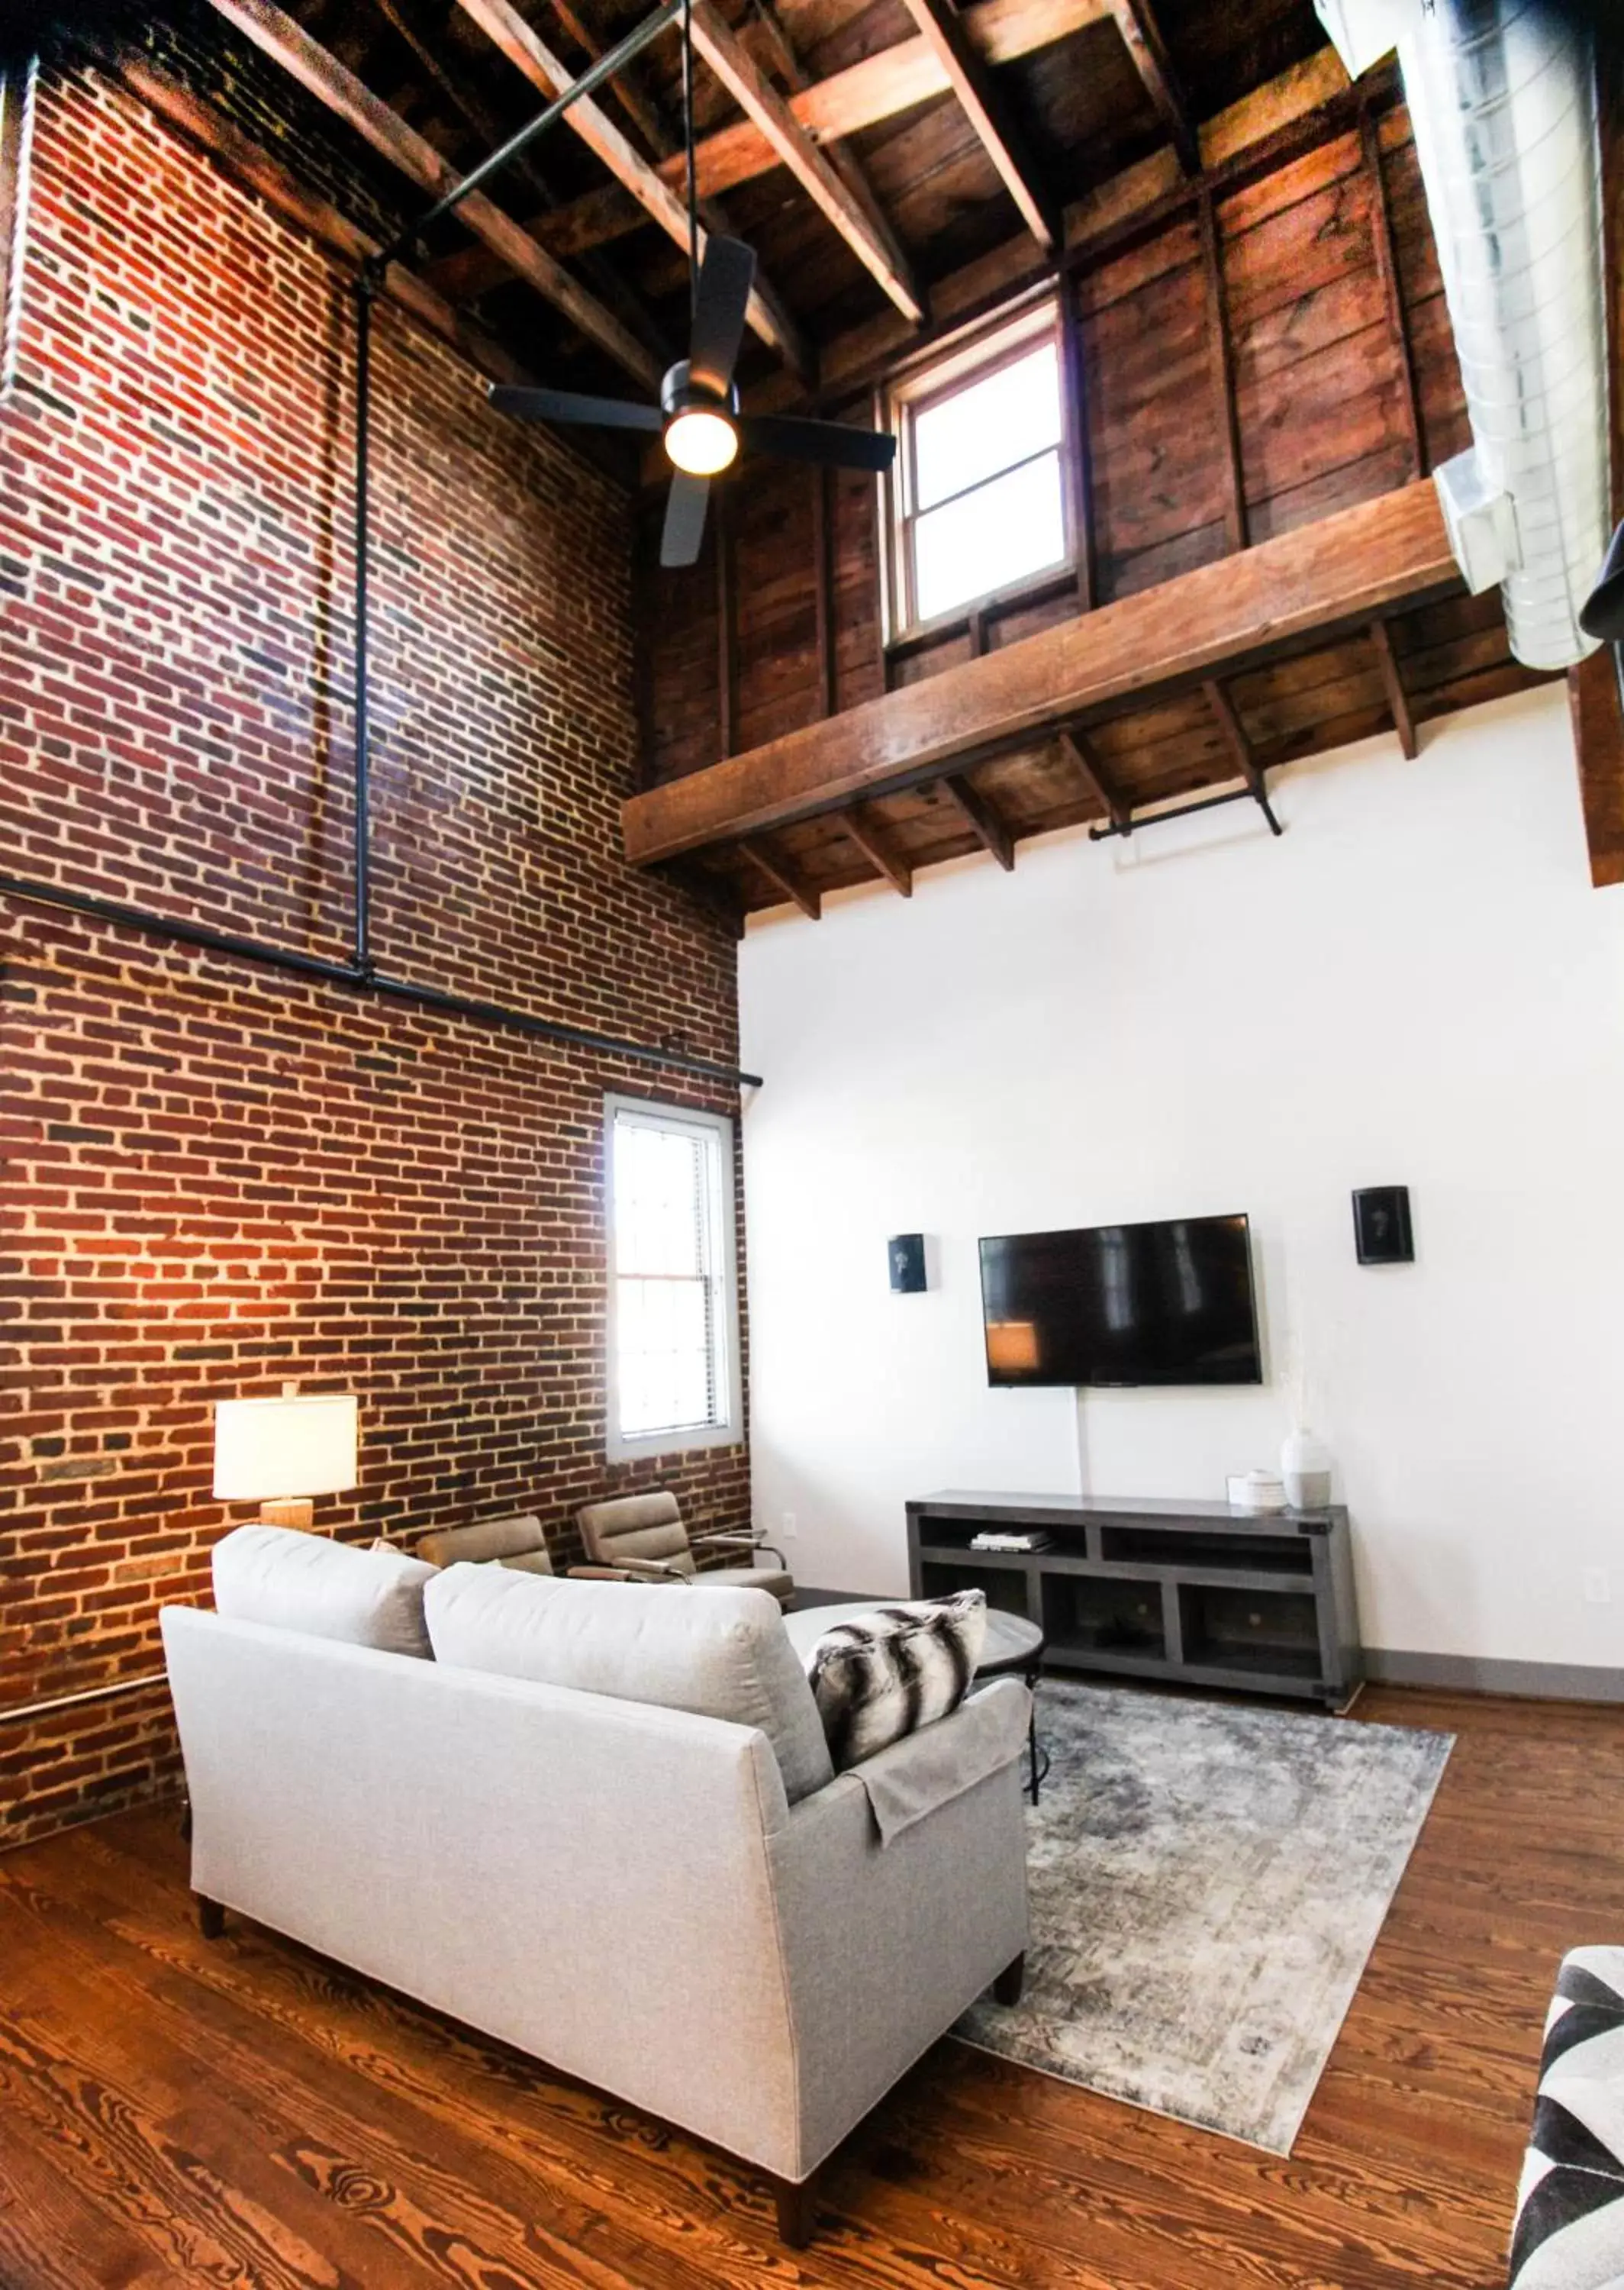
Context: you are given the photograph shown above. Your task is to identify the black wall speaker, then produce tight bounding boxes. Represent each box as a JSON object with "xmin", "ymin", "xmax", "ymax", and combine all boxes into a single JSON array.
[
  {"xmin": 888, "ymin": 1234, "xmax": 927, "ymax": 1293},
  {"xmin": 1352, "ymin": 1186, "xmax": 1413, "ymax": 1265}
]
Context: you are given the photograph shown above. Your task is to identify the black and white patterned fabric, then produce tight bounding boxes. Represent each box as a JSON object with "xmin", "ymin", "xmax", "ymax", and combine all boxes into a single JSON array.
[
  {"xmin": 804, "ymin": 1592, "xmax": 987, "ymax": 1771},
  {"xmin": 1508, "ymin": 1947, "xmax": 1624, "ymax": 2289}
]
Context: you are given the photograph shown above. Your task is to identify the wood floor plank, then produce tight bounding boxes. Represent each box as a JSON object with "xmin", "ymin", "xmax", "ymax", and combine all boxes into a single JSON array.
[{"xmin": 0, "ymin": 1685, "xmax": 1616, "ymax": 2288}]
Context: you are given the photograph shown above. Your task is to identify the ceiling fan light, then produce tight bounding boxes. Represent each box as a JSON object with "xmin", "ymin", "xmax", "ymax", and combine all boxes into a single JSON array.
[{"xmin": 665, "ymin": 408, "xmax": 737, "ymax": 477}]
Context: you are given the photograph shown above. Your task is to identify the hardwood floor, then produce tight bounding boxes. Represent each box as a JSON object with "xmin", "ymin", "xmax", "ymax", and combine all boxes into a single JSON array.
[{"xmin": 0, "ymin": 1685, "xmax": 1618, "ymax": 2289}]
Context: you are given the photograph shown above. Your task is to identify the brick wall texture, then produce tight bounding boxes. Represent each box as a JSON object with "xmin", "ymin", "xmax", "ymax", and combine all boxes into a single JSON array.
[{"xmin": 0, "ymin": 51, "xmax": 749, "ymax": 1847}]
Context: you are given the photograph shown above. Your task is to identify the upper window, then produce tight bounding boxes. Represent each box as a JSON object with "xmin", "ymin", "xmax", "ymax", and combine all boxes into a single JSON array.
[
  {"xmin": 888, "ymin": 305, "xmax": 1070, "ymax": 634},
  {"xmin": 604, "ymin": 1096, "xmax": 741, "ymax": 1462}
]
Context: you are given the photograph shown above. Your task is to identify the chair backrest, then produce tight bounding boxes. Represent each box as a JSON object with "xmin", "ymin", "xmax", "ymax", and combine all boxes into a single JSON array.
[
  {"xmin": 415, "ymin": 1514, "xmax": 554, "ymax": 1575},
  {"xmin": 576, "ymin": 1490, "xmax": 694, "ymax": 1576}
]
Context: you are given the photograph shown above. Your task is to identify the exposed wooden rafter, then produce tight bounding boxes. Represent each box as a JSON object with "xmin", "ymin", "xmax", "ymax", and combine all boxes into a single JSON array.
[
  {"xmin": 1368, "ymin": 617, "xmax": 1418, "ymax": 760},
  {"xmin": 1203, "ymin": 678, "xmax": 1264, "ymax": 798},
  {"xmin": 430, "ymin": 0, "xmax": 1107, "ymax": 291},
  {"xmin": 1107, "ymin": 0, "xmax": 1197, "ymax": 174},
  {"xmin": 937, "ymin": 772, "xmax": 1015, "ymax": 869},
  {"xmin": 899, "ymin": 0, "xmax": 1059, "ymax": 252},
  {"xmin": 203, "ymin": 0, "xmax": 662, "ymax": 386},
  {"xmin": 622, "ymin": 481, "xmax": 1461, "ymax": 866},
  {"xmin": 688, "ymin": 0, "xmax": 923, "ymax": 324},
  {"xmin": 449, "ymin": 0, "xmax": 812, "ymax": 378},
  {"xmin": 740, "ymin": 834, "xmax": 822, "ymax": 917},
  {"xmin": 836, "ymin": 806, "xmax": 913, "ymax": 895},
  {"xmin": 1056, "ymin": 727, "xmax": 1130, "ymax": 829}
]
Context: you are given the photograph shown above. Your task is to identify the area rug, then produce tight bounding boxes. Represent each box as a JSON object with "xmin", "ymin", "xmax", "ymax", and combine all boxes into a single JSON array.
[{"xmin": 955, "ymin": 1682, "xmax": 1453, "ymax": 2153}]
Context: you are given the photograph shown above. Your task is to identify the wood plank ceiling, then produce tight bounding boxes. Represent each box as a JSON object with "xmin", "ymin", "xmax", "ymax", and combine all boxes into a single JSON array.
[{"xmin": 182, "ymin": 0, "xmax": 1610, "ymax": 914}]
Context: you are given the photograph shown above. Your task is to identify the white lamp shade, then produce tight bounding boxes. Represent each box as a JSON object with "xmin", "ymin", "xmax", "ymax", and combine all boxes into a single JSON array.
[{"xmin": 212, "ymin": 1393, "xmax": 359, "ymax": 1501}]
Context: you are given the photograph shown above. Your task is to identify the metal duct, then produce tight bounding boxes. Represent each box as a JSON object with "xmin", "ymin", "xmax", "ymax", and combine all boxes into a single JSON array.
[{"xmin": 1320, "ymin": 0, "xmax": 1610, "ymax": 670}]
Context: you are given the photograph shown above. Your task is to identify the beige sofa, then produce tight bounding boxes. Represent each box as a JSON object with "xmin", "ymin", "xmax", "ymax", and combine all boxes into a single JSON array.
[{"xmin": 163, "ymin": 1532, "xmax": 1031, "ymax": 2246}]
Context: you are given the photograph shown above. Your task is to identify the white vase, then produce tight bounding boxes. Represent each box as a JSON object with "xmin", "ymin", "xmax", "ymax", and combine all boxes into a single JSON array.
[{"xmin": 1281, "ymin": 1428, "xmax": 1332, "ymax": 1511}]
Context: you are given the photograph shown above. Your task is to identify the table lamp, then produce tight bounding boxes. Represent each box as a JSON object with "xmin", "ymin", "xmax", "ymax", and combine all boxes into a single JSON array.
[{"xmin": 212, "ymin": 1383, "xmax": 359, "ymax": 1532}]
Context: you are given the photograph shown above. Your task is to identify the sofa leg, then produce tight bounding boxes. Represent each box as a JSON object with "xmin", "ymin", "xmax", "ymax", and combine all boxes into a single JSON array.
[
  {"xmin": 994, "ymin": 1950, "xmax": 1026, "ymax": 2007},
  {"xmin": 195, "ymin": 1895, "xmax": 225, "ymax": 1940},
  {"xmin": 768, "ymin": 2170, "xmax": 817, "ymax": 2248}
]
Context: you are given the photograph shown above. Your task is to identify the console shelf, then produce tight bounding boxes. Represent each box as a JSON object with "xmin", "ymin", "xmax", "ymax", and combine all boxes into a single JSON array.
[{"xmin": 907, "ymin": 1492, "xmax": 1361, "ymax": 1710}]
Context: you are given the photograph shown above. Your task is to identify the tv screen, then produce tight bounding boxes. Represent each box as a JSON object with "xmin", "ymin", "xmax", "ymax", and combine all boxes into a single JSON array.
[{"xmin": 978, "ymin": 1214, "xmax": 1262, "ymax": 1388}]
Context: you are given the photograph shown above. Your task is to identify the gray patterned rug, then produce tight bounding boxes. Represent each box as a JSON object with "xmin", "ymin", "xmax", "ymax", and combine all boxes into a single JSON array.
[{"xmin": 955, "ymin": 1682, "xmax": 1453, "ymax": 2154}]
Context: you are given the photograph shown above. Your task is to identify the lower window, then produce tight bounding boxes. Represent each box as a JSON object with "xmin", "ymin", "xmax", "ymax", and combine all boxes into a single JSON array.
[{"xmin": 604, "ymin": 1095, "xmax": 742, "ymax": 1461}]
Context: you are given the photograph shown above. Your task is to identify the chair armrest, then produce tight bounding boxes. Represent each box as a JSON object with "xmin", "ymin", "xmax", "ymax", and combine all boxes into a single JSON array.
[
  {"xmin": 566, "ymin": 1561, "xmax": 688, "ymax": 1585},
  {"xmin": 694, "ymin": 1530, "xmax": 787, "ymax": 1569}
]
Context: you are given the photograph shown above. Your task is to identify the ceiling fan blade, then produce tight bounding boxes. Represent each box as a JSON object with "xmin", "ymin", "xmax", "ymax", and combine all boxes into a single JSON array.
[
  {"xmin": 489, "ymin": 385, "xmax": 661, "ymax": 432},
  {"xmin": 688, "ymin": 237, "xmax": 756, "ymax": 398},
  {"xmin": 739, "ymin": 413, "xmax": 897, "ymax": 473},
  {"xmin": 660, "ymin": 472, "xmax": 713, "ymax": 568}
]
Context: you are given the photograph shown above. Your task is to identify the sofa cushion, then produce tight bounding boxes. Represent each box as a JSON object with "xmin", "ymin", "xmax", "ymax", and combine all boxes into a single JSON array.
[
  {"xmin": 424, "ymin": 1566, "xmax": 833, "ymax": 1804},
  {"xmin": 212, "ymin": 1524, "xmax": 435, "ymax": 1659},
  {"xmin": 1508, "ymin": 1946, "xmax": 1624, "ymax": 2290},
  {"xmin": 804, "ymin": 1592, "xmax": 987, "ymax": 1772}
]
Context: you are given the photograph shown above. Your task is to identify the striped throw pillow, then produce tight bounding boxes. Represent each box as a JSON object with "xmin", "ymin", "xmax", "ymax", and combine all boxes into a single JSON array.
[
  {"xmin": 1508, "ymin": 1946, "xmax": 1624, "ymax": 2288},
  {"xmin": 805, "ymin": 1592, "xmax": 987, "ymax": 1771}
]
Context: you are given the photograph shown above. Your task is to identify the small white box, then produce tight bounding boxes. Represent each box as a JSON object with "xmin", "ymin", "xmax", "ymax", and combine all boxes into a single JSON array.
[{"xmin": 1227, "ymin": 1469, "xmax": 1287, "ymax": 1513}]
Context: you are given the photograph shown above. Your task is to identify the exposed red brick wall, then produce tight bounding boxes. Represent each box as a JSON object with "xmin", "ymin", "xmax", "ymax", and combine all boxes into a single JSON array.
[{"xmin": 0, "ymin": 60, "xmax": 749, "ymax": 1847}]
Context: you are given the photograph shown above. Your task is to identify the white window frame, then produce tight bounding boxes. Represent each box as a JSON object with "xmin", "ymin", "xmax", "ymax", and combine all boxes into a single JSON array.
[
  {"xmin": 604, "ymin": 1094, "xmax": 743, "ymax": 1463},
  {"xmin": 881, "ymin": 296, "xmax": 1075, "ymax": 642}
]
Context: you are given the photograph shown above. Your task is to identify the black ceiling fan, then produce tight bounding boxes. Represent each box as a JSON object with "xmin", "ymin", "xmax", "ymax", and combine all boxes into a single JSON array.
[{"xmin": 487, "ymin": 0, "xmax": 897, "ymax": 566}]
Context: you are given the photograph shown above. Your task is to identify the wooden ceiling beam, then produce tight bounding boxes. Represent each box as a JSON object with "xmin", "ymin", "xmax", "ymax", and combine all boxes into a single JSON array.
[
  {"xmin": 899, "ymin": 0, "xmax": 1059, "ymax": 251},
  {"xmin": 432, "ymin": 0, "xmax": 1105, "ymax": 292},
  {"xmin": 836, "ymin": 807, "xmax": 913, "ymax": 895},
  {"xmin": 739, "ymin": 835, "xmax": 822, "ymax": 917},
  {"xmin": 1368, "ymin": 618, "xmax": 1418, "ymax": 759},
  {"xmin": 688, "ymin": 0, "xmax": 923, "ymax": 324},
  {"xmin": 449, "ymin": 0, "xmax": 811, "ymax": 379},
  {"xmin": 937, "ymin": 772, "xmax": 1016, "ymax": 868},
  {"xmin": 1056, "ymin": 727, "xmax": 1130, "ymax": 829},
  {"xmin": 1106, "ymin": 0, "xmax": 1197, "ymax": 175},
  {"xmin": 621, "ymin": 480, "xmax": 1460, "ymax": 866},
  {"xmin": 203, "ymin": 0, "xmax": 662, "ymax": 386}
]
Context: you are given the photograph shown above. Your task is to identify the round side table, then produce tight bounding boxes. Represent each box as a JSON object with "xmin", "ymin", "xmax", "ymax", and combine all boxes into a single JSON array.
[{"xmin": 975, "ymin": 1609, "xmax": 1049, "ymax": 1806}]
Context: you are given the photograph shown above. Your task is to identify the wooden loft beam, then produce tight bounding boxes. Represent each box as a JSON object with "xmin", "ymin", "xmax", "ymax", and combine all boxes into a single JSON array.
[
  {"xmin": 1568, "ymin": 649, "xmax": 1624, "ymax": 890},
  {"xmin": 1368, "ymin": 617, "xmax": 1418, "ymax": 759},
  {"xmin": 688, "ymin": 0, "xmax": 923, "ymax": 324},
  {"xmin": 1107, "ymin": 0, "xmax": 1197, "ymax": 174},
  {"xmin": 450, "ymin": 0, "xmax": 811, "ymax": 379},
  {"xmin": 1056, "ymin": 727, "xmax": 1130, "ymax": 829},
  {"xmin": 621, "ymin": 479, "xmax": 1460, "ymax": 866},
  {"xmin": 739, "ymin": 835, "xmax": 822, "ymax": 917},
  {"xmin": 203, "ymin": 0, "xmax": 660, "ymax": 388},
  {"xmin": 836, "ymin": 807, "xmax": 913, "ymax": 895},
  {"xmin": 899, "ymin": 0, "xmax": 1059, "ymax": 251},
  {"xmin": 937, "ymin": 772, "xmax": 1015, "ymax": 868}
]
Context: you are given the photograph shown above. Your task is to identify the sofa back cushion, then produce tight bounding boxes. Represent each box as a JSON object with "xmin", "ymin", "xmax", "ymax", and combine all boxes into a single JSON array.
[
  {"xmin": 213, "ymin": 1524, "xmax": 436, "ymax": 1659},
  {"xmin": 804, "ymin": 1591, "xmax": 987, "ymax": 1771},
  {"xmin": 425, "ymin": 1566, "xmax": 833, "ymax": 1804}
]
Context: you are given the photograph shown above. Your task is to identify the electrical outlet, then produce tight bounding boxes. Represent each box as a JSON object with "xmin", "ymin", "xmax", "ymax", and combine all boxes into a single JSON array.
[
  {"xmin": 780, "ymin": 1511, "xmax": 798, "ymax": 1540},
  {"xmin": 1583, "ymin": 1568, "xmax": 1611, "ymax": 1606}
]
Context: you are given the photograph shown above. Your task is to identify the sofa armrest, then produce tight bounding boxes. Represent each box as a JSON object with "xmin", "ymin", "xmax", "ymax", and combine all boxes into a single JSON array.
[{"xmin": 844, "ymin": 1678, "xmax": 1030, "ymax": 1843}]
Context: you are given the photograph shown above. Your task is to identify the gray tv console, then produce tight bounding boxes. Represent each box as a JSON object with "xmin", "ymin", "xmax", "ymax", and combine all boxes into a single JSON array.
[{"xmin": 907, "ymin": 1491, "xmax": 1362, "ymax": 1711}]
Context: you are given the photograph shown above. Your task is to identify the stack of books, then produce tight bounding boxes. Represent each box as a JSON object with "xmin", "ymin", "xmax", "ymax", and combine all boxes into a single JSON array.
[{"xmin": 968, "ymin": 1529, "xmax": 1053, "ymax": 1553}]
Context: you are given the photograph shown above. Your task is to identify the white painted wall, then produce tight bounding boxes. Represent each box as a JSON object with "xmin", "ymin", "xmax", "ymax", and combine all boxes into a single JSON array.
[{"xmin": 738, "ymin": 685, "xmax": 1624, "ymax": 1667}]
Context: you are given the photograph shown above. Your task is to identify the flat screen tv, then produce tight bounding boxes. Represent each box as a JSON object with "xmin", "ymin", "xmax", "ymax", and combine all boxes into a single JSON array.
[{"xmin": 978, "ymin": 1214, "xmax": 1262, "ymax": 1388}]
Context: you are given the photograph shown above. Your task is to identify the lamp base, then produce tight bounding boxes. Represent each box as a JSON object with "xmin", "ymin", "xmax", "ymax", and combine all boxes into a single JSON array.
[{"xmin": 258, "ymin": 1498, "xmax": 316, "ymax": 1532}]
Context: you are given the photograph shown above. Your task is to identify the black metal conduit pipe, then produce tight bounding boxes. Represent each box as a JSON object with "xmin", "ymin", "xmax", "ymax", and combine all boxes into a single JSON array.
[
  {"xmin": 0, "ymin": 871, "xmax": 763, "ymax": 1088},
  {"xmin": 1088, "ymin": 777, "xmax": 1285, "ymax": 843}
]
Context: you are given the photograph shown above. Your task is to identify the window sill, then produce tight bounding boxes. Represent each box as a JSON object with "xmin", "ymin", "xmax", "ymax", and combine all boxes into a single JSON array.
[
  {"xmin": 888, "ymin": 559, "xmax": 1079, "ymax": 661},
  {"xmin": 605, "ymin": 1421, "xmax": 745, "ymax": 1465}
]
